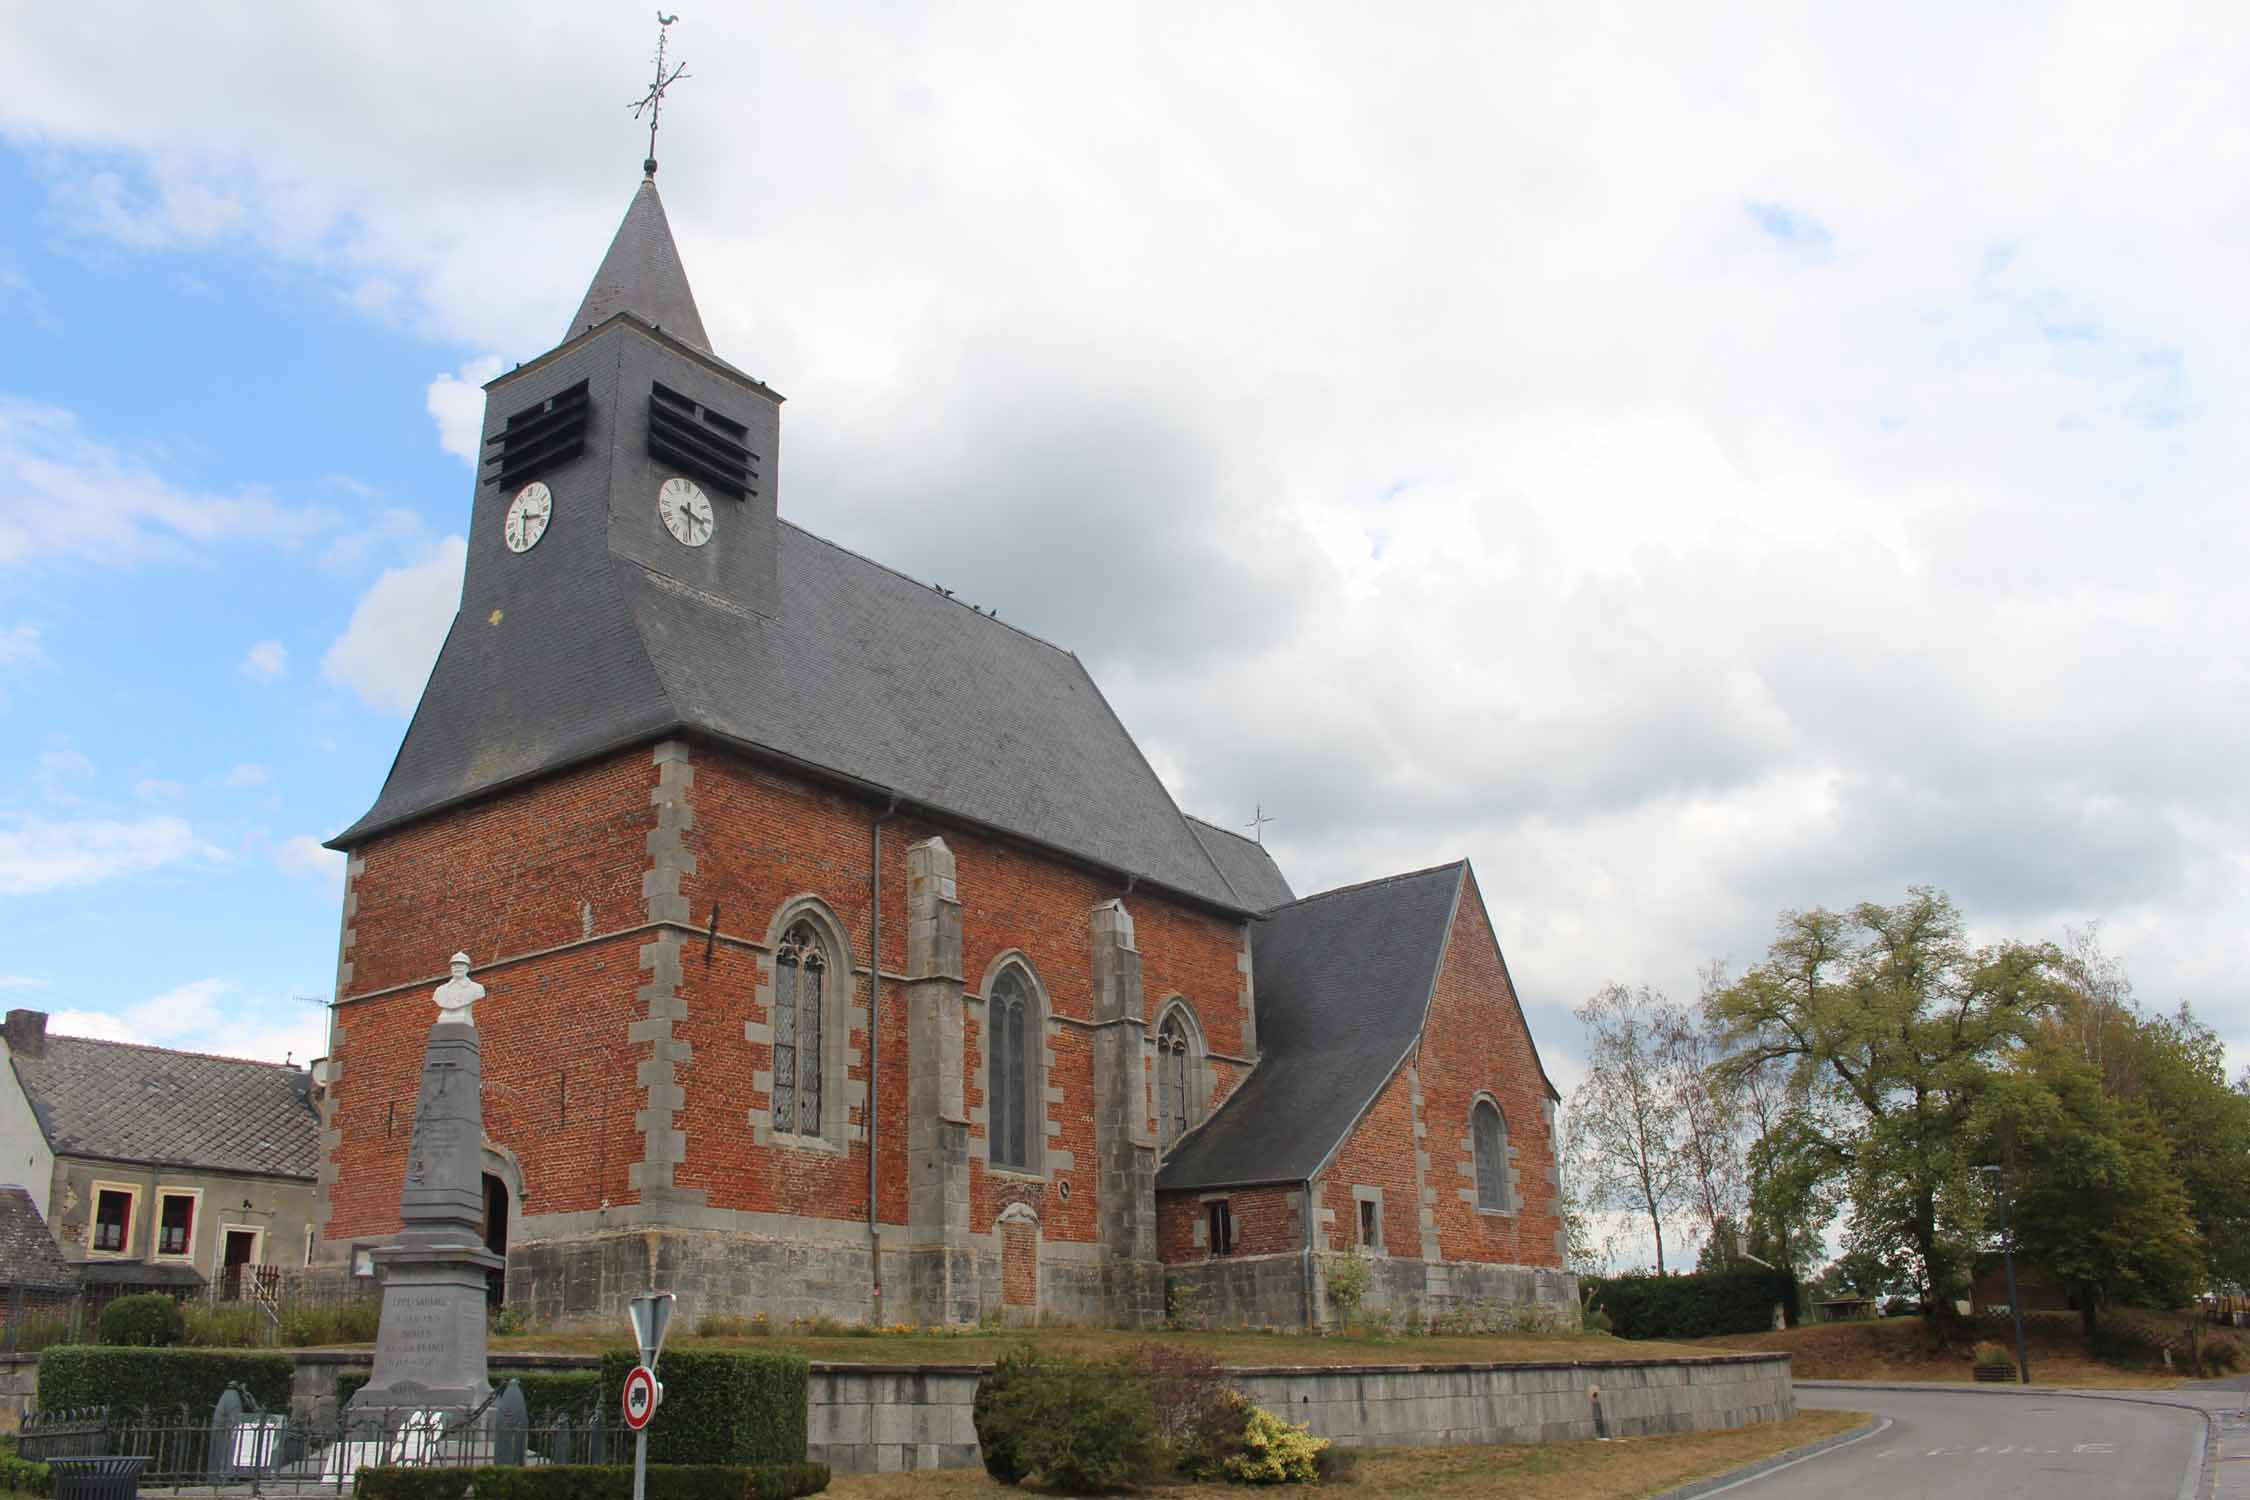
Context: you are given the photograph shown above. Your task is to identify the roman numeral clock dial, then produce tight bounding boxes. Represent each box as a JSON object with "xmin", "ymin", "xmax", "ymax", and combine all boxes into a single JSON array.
[
  {"xmin": 503, "ymin": 481, "xmax": 553, "ymax": 553},
  {"xmin": 658, "ymin": 476, "xmax": 715, "ymax": 547}
]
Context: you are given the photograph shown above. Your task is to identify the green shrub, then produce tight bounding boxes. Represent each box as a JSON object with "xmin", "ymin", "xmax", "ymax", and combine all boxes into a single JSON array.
[
  {"xmin": 1972, "ymin": 1341, "xmax": 2013, "ymax": 1368},
  {"xmin": 96, "ymin": 1293, "xmax": 185, "ymax": 1348},
  {"xmin": 513, "ymin": 1371, "xmax": 602, "ymax": 1423},
  {"xmin": 38, "ymin": 1346, "xmax": 294, "ymax": 1415},
  {"xmin": 972, "ymin": 1348, "xmax": 1156, "ymax": 1491},
  {"xmin": 1322, "ymin": 1256, "xmax": 1370, "ymax": 1326},
  {"xmin": 1584, "ymin": 1267, "xmax": 1799, "ymax": 1340},
  {"xmin": 1126, "ymin": 1343, "xmax": 1245, "ymax": 1478},
  {"xmin": 352, "ymin": 1468, "xmax": 472, "ymax": 1500},
  {"xmin": 596, "ymin": 1349, "xmax": 807, "ymax": 1466},
  {"xmin": 352, "ymin": 1464, "xmax": 828, "ymax": 1500},
  {"xmin": 276, "ymin": 1297, "xmax": 382, "ymax": 1347},
  {"xmin": 337, "ymin": 1370, "xmax": 373, "ymax": 1409},
  {"xmin": 179, "ymin": 1300, "xmax": 266, "ymax": 1348},
  {"xmin": 2201, "ymin": 1337, "xmax": 2244, "ymax": 1375},
  {"xmin": 0, "ymin": 1451, "xmax": 52, "ymax": 1496},
  {"xmin": 1223, "ymin": 1404, "xmax": 1329, "ymax": 1485}
]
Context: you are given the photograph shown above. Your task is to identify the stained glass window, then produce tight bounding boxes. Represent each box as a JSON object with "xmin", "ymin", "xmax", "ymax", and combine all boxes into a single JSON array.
[{"xmin": 1157, "ymin": 1014, "xmax": 1192, "ymax": 1153}]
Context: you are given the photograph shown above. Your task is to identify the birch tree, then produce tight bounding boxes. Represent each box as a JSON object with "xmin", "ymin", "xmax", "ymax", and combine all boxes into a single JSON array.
[{"xmin": 1567, "ymin": 983, "xmax": 1689, "ymax": 1273}]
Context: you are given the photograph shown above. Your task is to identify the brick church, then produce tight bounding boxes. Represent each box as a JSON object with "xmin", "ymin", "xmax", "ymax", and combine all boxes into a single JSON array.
[{"xmin": 311, "ymin": 167, "xmax": 1574, "ymax": 1331}]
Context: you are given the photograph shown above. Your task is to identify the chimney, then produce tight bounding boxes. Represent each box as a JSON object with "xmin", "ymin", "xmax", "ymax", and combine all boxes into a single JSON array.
[{"xmin": 4, "ymin": 1009, "xmax": 47, "ymax": 1059}]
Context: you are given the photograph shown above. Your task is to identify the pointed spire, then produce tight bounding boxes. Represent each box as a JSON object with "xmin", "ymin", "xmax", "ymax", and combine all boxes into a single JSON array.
[{"xmin": 565, "ymin": 174, "xmax": 712, "ymax": 354}]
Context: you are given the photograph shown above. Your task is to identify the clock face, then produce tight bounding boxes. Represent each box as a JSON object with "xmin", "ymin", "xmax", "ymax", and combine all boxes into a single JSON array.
[
  {"xmin": 658, "ymin": 476, "xmax": 714, "ymax": 547},
  {"xmin": 503, "ymin": 482, "xmax": 553, "ymax": 553}
]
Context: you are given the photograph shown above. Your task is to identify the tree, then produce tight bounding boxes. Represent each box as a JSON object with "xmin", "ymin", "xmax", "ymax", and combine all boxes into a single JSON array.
[
  {"xmin": 1660, "ymin": 1001, "xmax": 1745, "ymax": 1261},
  {"xmin": 1567, "ymin": 983, "xmax": 1689, "ymax": 1273},
  {"xmin": 1979, "ymin": 1031, "xmax": 2203, "ymax": 1334},
  {"xmin": 1709, "ymin": 889, "xmax": 2065, "ymax": 1316}
]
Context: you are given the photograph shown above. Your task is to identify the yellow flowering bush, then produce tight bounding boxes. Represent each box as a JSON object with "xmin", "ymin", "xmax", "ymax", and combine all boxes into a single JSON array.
[{"xmin": 1223, "ymin": 1404, "xmax": 1330, "ymax": 1484}]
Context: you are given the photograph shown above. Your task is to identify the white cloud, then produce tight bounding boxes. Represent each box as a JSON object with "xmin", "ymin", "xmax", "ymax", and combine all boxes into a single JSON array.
[
  {"xmin": 274, "ymin": 834, "xmax": 345, "ymax": 887},
  {"xmin": 0, "ymin": 814, "xmax": 214, "ymax": 895},
  {"xmin": 0, "ymin": 622, "xmax": 42, "ymax": 668},
  {"xmin": 0, "ymin": 976, "xmax": 48, "ymax": 991},
  {"xmin": 320, "ymin": 536, "xmax": 464, "ymax": 716},
  {"xmin": 426, "ymin": 357, "xmax": 506, "ymax": 464},
  {"xmin": 223, "ymin": 761, "xmax": 268, "ymax": 788},
  {"xmin": 33, "ymin": 747, "xmax": 93, "ymax": 803},
  {"xmin": 132, "ymin": 776, "xmax": 183, "ymax": 802},
  {"xmin": 48, "ymin": 977, "xmax": 322, "ymax": 1065},
  {"xmin": 0, "ymin": 401, "xmax": 334, "ymax": 567},
  {"xmin": 240, "ymin": 640, "xmax": 286, "ymax": 680}
]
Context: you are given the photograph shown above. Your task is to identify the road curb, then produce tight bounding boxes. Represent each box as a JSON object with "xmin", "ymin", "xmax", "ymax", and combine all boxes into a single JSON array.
[
  {"xmin": 1795, "ymin": 1380, "xmax": 2223, "ymax": 1500},
  {"xmin": 1647, "ymin": 1413, "xmax": 1888, "ymax": 1500}
]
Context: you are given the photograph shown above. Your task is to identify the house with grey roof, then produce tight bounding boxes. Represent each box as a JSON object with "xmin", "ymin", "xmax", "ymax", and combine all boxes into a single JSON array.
[
  {"xmin": 310, "ymin": 161, "xmax": 1571, "ymax": 1334},
  {"xmin": 0, "ymin": 1010, "xmax": 319, "ymax": 1298}
]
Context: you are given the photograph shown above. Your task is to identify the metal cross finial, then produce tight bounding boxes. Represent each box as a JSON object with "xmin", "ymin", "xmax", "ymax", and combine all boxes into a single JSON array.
[
  {"xmin": 630, "ymin": 13, "xmax": 689, "ymax": 177},
  {"xmin": 1245, "ymin": 804, "xmax": 1276, "ymax": 846}
]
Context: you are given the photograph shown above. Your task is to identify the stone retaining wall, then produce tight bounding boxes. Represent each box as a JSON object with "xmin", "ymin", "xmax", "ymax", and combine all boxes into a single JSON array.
[{"xmin": 807, "ymin": 1365, "xmax": 982, "ymax": 1474}]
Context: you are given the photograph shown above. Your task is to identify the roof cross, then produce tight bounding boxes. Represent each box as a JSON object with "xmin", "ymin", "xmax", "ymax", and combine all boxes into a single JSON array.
[
  {"xmin": 1245, "ymin": 804, "xmax": 1276, "ymax": 846},
  {"xmin": 630, "ymin": 13, "xmax": 689, "ymax": 177}
]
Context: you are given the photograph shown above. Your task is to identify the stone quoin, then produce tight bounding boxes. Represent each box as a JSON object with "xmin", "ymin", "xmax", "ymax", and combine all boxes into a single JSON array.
[{"xmin": 309, "ymin": 161, "xmax": 1573, "ymax": 1330}]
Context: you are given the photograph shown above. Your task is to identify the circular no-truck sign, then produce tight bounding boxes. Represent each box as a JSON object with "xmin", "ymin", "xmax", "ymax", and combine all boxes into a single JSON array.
[{"xmin": 622, "ymin": 1365, "xmax": 661, "ymax": 1430}]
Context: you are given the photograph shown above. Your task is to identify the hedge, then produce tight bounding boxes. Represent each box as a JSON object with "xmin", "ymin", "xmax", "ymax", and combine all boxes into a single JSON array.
[
  {"xmin": 1584, "ymin": 1266, "xmax": 1800, "ymax": 1340},
  {"xmin": 352, "ymin": 1462, "xmax": 829, "ymax": 1500},
  {"xmin": 596, "ymin": 1349, "xmax": 807, "ymax": 1466},
  {"xmin": 37, "ymin": 1346, "xmax": 295, "ymax": 1415}
]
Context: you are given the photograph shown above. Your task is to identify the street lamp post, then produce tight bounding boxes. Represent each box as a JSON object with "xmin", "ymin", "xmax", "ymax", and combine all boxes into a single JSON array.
[{"xmin": 1979, "ymin": 1164, "xmax": 2032, "ymax": 1385}]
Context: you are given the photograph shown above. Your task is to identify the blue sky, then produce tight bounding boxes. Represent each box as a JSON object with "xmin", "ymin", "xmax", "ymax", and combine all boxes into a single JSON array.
[
  {"xmin": 0, "ymin": 147, "xmax": 474, "ymax": 1062},
  {"xmin": 5, "ymin": 5, "xmax": 2250, "ymax": 1279}
]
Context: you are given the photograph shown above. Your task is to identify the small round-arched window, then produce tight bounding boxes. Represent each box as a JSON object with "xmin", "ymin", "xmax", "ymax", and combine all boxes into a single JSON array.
[
  {"xmin": 772, "ymin": 922, "xmax": 828, "ymax": 1138},
  {"xmin": 1472, "ymin": 1098, "xmax": 1510, "ymax": 1211}
]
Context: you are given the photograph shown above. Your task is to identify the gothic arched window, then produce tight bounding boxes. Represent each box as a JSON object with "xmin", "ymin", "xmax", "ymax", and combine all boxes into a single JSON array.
[
  {"xmin": 772, "ymin": 922, "xmax": 828, "ymax": 1138},
  {"xmin": 1156, "ymin": 1011, "xmax": 1194, "ymax": 1154},
  {"xmin": 988, "ymin": 966, "xmax": 1035, "ymax": 1172},
  {"xmin": 1472, "ymin": 1098, "xmax": 1510, "ymax": 1211}
]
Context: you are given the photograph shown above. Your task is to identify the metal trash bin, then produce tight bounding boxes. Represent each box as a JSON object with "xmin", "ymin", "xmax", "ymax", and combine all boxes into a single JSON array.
[{"xmin": 46, "ymin": 1455, "xmax": 149, "ymax": 1500}]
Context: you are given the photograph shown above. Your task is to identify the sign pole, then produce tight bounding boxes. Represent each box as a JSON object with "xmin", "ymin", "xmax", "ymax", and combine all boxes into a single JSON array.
[{"xmin": 624, "ymin": 1290, "xmax": 674, "ymax": 1500}]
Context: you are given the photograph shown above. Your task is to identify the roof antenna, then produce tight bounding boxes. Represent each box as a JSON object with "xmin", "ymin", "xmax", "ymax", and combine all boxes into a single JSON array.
[
  {"xmin": 1245, "ymin": 804, "xmax": 1276, "ymax": 846},
  {"xmin": 630, "ymin": 12, "xmax": 689, "ymax": 178}
]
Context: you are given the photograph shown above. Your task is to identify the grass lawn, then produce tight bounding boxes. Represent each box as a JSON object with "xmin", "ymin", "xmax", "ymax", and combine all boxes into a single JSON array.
[
  {"xmin": 1694, "ymin": 1311, "xmax": 2196, "ymax": 1388},
  {"xmin": 483, "ymin": 1327, "xmax": 1722, "ymax": 1368},
  {"xmin": 823, "ymin": 1409, "xmax": 1867, "ymax": 1498}
]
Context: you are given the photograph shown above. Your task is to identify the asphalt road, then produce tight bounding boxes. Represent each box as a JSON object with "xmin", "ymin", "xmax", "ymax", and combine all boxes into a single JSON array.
[{"xmin": 1731, "ymin": 1385, "xmax": 2208, "ymax": 1500}]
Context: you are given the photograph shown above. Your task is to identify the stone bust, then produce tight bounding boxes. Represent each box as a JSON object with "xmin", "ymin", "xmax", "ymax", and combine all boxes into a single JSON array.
[{"xmin": 432, "ymin": 951, "xmax": 485, "ymax": 1026}]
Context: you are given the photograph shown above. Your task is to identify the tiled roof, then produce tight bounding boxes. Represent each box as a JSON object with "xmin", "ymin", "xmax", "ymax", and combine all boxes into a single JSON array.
[
  {"xmin": 1157, "ymin": 863, "xmax": 1465, "ymax": 1191},
  {"xmin": 566, "ymin": 176, "xmax": 711, "ymax": 353},
  {"xmin": 9, "ymin": 1035, "xmax": 318, "ymax": 1180},
  {"xmin": 0, "ymin": 1186, "xmax": 76, "ymax": 1291}
]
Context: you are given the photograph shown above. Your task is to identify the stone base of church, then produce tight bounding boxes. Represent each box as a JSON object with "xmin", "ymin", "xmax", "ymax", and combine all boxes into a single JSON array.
[
  {"xmin": 497, "ymin": 1222, "xmax": 1166, "ymax": 1331},
  {"xmin": 1164, "ymin": 1252, "xmax": 1578, "ymax": 1331}
]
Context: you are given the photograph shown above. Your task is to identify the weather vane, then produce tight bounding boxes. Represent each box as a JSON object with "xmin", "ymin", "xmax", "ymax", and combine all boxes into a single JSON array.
[{"xmin": 630, "ymin": 13, "xmax": 689, "ymax": 176}]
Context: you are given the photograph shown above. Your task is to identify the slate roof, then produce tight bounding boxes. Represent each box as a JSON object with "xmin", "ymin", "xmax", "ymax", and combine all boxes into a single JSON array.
[
  {"xmin": 335, "ymin": 180, "xmax": 1250, "ymax": 914},
  {"xmin": 0, "ymin": 1186, "xmax": 76, "ymax": 1291},
  {"xmin": 9, "ymin": 1035, "xmax": 319, "ymax": 1180},
  {"xmin": 567, "ymin": 175, "xmax": 712, "ymax": 354},
  {"xmin": 1157, "ymin": 863, "xmax": 1466, "ymax": 1191},
  {"xmin": 1186, "ymin": 817, "xmax": 1295, "ymax": 911}
]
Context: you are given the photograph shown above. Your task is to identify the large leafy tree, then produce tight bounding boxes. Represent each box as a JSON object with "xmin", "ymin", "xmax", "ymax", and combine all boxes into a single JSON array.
[
  {"xmin": 1979, "ymin": 1032, "xmax": 2202, "ymax": 1334},
  {"xmin": 1709, "ymin": 889, "xmax": 2065, "ymax": 1314}
]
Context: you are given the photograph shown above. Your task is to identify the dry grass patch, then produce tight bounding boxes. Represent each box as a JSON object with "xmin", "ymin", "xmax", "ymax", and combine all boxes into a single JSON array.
[
  {"xmin": 1695, "ymin": 1313, "xmax": 2184, "ymax": 1388},
  {"xmin": 824, "ymin": 1409, "xmax": 1865, "ymax": 1498},
  {"xmin": 488, "ymin": 1327, "xmax": 1717, "ymax": 1368}
]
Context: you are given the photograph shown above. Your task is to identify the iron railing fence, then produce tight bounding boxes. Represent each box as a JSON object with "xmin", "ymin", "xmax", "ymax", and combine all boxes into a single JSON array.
[{"xmin": 17, "ymin": 1399, "xmax": 631, "ymax": 1495}]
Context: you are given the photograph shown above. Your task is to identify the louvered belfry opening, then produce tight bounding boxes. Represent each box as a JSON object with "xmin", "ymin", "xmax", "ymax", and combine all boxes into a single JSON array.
[
  {"xmin": 486, "ymin": 379, "xmax": 591, "ymax": 490},
  {"xmin": 648, "ymin": 381, "xmax": 758, "ymax": 499}
]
